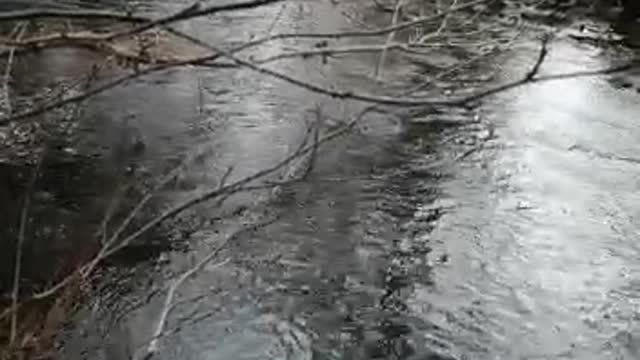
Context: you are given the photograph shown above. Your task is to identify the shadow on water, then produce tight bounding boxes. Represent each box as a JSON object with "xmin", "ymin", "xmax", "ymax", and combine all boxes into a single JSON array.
[
  {"xmin": 0, "ymin": 44, "xmax": 189, "ymax": 295},
  {"xmin": 0, "ymin": 136, "xmax": 183, "ymax": 294},
  {"xmin": 0, "ymin": 153, "xmax": 109, "ymax": 292}
]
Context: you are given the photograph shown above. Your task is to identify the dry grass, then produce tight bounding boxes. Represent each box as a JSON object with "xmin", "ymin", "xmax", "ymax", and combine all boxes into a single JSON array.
[{"xmin": 0, "ymin": 274, "xmax": 84, "ymax": 360}]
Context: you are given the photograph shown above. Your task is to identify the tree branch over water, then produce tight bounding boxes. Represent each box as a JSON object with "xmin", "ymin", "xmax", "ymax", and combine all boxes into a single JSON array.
[
  {"xmin": 0, "ymin": 0, "xmax": 284, "ymax": 24},
  {"xmin": 0, "ymin": 36, "xmax": 635, "ymax": 126},
  {"xmin": 0, "ymin": 0, "xmax": 635, "ymax": 126}
]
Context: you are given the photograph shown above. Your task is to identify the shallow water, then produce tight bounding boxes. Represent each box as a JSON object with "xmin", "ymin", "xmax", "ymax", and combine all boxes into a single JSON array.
[
  {"xmin": 419, "ymin": 39, "xmax": 640, "ymax": 359},
  {"xmin": 1, "ymin": 1, "xmax": 639, "ymax": 359}
]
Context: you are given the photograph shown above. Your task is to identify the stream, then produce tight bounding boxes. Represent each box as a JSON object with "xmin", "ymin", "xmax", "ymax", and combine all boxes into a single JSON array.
[{"xmin": 1, "ymin": 1, "xmax": 639, "ymax": 359}]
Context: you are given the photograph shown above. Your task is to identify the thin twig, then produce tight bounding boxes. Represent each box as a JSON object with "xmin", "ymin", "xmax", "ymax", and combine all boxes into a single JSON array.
[
  {"xmin": 266, "ymin": 3, "xmax": 287, "ymax": 35},
  {"xmin": 2, "ymin": 22, "xmax": 27, "ymax": 117},
  {"xmin": 434, "ymin": 0, "xmax": 459, "ymax": 37},
  {"xmin": 139, "ymin": 216, "xmax": 277, "ymax": 360},
  {"xmin": 141, "ymin": 258, "xmax": 229, "ymax": 360},
  {"xmin": 199, "ymin": 41, "xmax": 638, "ymax": 107},
  {"xmin": 304, "ymin": 105, "xmax": 322, "ymax": 180},
  {"xmin": 104, "ymin": 1, "xmax": 202, "ymax": 41},
  {"xmin": 81, "ymin": 162, "xmax": 185, "ymax": 278},
  {"xmin": 0, "ymin": 0, "xmax": 488, "ymax": 57},
  {"xmin": 10, "ymin": 150, "xmax": 45, "ymax": 345},
  {"xmin": 525, "ymin": 34, "xmax": 550, "ymax": 80},
  {"xmin": 375, "ymin": 0, "xmax": 403, "ymax": 79},
  {"xmin": 97, "ymin": 188, "xmax": 125, "ymax": 246}
]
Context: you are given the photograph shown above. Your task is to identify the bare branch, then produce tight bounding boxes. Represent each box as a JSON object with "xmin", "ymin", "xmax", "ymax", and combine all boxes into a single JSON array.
[
  {"xmin": 97, "ymin": 188, "xmax": 124, "ymax": 246},
  {"xmin": 0, "ymin": 0, "xmax": 282, "ymax": 27},
  {"xmin": 0, "ymin": 0, "xmax": 486, "ymax": 58},
  {"xmin": 0, "ymin": 8, "xmax": 147, "ymax": 23},
  {"xmin": 244, "ymin": 0, "xmax": 489, "ymax": 41},
  {"xmin": 105, "ymin": 0, "xmax": 285, "ymax": 41},
  {"xmin": 0, "ymin": 51, "xmax": 222, "ymax": 125},
  {"xmin": 104, "ymin": 1, "xmax": 202, "ymax": 41},
  {"xmin": 447, "ymin": 61, "xmax": 637, "ymax": 107},
  {"xmin": 1, "ymin": 33, "xmax": 637, "ymax": 130},
  {"xmin": 141, "ymin": 257, "xmax": 230, "ymax": 360},
  {"xmin": 200, "ymin": 41, "xmax": 639, "ymax": 107},
  {"xmin": 525, "ymin": 34, "xmax": 550, "ymax": 80}
]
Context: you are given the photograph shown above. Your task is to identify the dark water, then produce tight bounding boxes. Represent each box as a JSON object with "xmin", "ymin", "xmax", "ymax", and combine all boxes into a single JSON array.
[{"xmin": 1, "ymin": 1, "xmax": 639, "ymax": 359}]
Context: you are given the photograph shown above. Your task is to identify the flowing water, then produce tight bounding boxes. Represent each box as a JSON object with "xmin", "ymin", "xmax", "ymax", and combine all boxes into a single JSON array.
[{"xmin": 1, "ymin": 1, "xmax": 640, "ymax": 359}]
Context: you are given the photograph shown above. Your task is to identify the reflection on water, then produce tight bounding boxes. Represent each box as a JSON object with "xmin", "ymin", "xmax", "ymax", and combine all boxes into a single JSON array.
[{"xmin": 423, "ymin": 40, "xmax": 640, "ymax": 359}]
